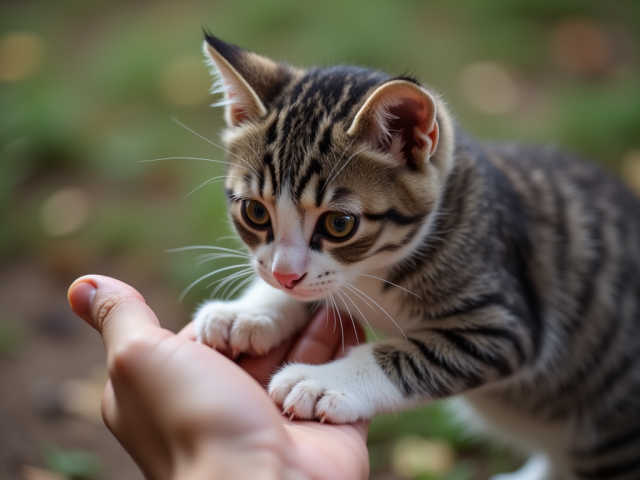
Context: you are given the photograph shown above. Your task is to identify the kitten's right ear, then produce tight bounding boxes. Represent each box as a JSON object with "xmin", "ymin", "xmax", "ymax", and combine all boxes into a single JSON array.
[
  {"xmin": 347, "ymin": 80, "xmax": 439, "ymax": 168},
  {"xmin": 203, "ymin": 32, "xmax": 294, "ymax": 126}
]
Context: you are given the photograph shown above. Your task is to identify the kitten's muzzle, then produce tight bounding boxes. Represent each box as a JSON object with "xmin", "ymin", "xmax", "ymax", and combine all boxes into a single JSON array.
[{"xmin": 273, "ymin": 272, "xmax": 306, "ymax": 289}]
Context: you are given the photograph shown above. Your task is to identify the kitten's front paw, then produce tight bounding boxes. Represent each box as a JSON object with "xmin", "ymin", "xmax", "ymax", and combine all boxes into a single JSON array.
[
  {"xmin": 193, "ymin": 301, "xmax": 282, "ymax": 356},
  {"xmin": 268, "ymin": 363, "xmax": 372, "ymax": 424}
]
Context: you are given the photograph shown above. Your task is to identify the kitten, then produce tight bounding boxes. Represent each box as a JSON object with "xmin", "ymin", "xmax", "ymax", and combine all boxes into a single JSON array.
[{"xmin": 192, "ymin": 33, "xmax": 640, "ymax": 480}]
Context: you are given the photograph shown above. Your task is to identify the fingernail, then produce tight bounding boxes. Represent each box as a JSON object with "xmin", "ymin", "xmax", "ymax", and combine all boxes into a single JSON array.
[{"xmin": 69, "ymin": 281, "xmax": 97, "ymax": 321}]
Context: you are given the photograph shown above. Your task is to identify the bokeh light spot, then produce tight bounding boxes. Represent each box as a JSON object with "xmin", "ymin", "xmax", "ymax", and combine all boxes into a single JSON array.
[
  {"xmin": 40, "ymin": 188, "xmax": 92, "ymax": 237},
  {"xmin": 551, "ymin": 18, "xmax": 613, "ymax": 76},
  {"xmin": 159, "ymin": 55, "xmax": 211, "ymax": 106},
  {"xmin": 391, "ymin": 435, "xmax": 455, "ymax": 478},
  {"xmin": 621, "ymin": 149, "xmax": 640, "ymax": 196},
  {"xmin": 459, "ymin": 62, "xmax": 521, "ymax": 115},
  {"xmin": 0, "ymin": 32, "xmax": 44, "ymax": 82}
]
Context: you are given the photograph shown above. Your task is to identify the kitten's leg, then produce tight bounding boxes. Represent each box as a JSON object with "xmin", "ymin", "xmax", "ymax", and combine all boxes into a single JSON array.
[
  {"xmin": 269, "ymin": 315, "xmax": 531, "ymax": 423},
  {"xmin": 490, "ymin": 455, "xmax": 554, "ymax": 480},
  {"xmin": 193, "ymin": 279, "xmax": 308, "ymax": 356},
  {"xmin": 269, "ymin": 343, "xmax": 412, "ymax": 423}
]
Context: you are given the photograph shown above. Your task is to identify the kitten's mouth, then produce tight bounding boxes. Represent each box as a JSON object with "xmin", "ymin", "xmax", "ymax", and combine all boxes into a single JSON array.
[
  {"xmin": 279, "ymin": 284, "xmax": 331, "ymax": 301},
  {"xmin": 260, "ymin": 270, "xmax": 330, "ymax": 301}
]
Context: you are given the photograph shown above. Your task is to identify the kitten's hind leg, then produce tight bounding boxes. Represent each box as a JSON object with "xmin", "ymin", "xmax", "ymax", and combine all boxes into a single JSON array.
[{"xmin": 490, "ymin": 454, "xmax": 555, "ymax": 480}]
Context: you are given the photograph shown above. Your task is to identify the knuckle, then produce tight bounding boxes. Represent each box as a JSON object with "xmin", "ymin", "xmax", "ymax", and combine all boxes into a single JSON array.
[
  {"xmin": 94, "ymin": 294, "xmax": 123, "ymax": 330},
  {"xmin": 108, "ymin": 334, "xmax": 150, "ymax": 376}
]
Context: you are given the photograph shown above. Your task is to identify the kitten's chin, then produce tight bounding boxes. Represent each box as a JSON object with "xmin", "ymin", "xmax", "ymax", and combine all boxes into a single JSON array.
[
  {"xmin": 270, "ymin": 286, "xmax": 330, "ymax": 302},
  {"xmin": 282, "ymin": 289, "xmax": 328, "ymax": 302}
]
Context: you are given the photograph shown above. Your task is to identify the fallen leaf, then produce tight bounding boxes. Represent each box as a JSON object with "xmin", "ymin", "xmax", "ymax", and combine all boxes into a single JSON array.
[{"xmin": 21, "ymin": 465, "xmax": 68, "ymax": 480}]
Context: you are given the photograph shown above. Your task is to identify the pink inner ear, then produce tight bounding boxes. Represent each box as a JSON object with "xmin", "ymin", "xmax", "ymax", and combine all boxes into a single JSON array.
[
  {"xmin": 230, "ymin": 105, "xmax": 248, "ymax": 124},
  {"xmin": 226, "ymin": 91, "xmax": 250, "ymax": 125},
  {"xmin": 384, "ymin": 97, "xmax": 429, "ymax": 165}
]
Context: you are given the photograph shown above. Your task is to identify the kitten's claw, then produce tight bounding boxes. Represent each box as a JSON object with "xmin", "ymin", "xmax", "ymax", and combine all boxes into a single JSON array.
[{"xmin": 269, "ymin": 362, "xmax": 375, "ymax": 424}]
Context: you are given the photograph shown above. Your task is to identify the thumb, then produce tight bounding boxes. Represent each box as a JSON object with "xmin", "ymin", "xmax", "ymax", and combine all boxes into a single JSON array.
[{"xmin": 68, "ymin": 275, "xmax": 170, "ymax": 361}]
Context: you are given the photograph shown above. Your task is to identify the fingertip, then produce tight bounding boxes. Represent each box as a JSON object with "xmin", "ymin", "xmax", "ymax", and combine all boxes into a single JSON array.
[
  {"xmin": 68, "ymin": 275, "xmax": 160, "ymax": 342},
  {"xmin": 68, "ymin": 278, "xmax": 98, "ymax": 326},
  {"xmin": 177, "ymin": 321, "xmax": 197, "ymax": 340}
]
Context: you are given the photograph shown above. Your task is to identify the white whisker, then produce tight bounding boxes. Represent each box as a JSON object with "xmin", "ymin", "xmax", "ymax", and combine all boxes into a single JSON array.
[
  {"xmin": 178, "ymin": 264, "xmax": 251, "ymax": 303},
  {"xmin": 343, "ymin": 283, "xmax": 407, "ymax": 339},
  {"xmin": 329, "ymin": 294, "xmax": 337, "ymax": 333},
  {"xmin": 325, "ymin": 298, "xmax": 330, "ymax": 328},
  {"xmin": 206, "ymin": 267, "xmax": 253, "ymax": 289},
  {"xmin": 166, "ymin": 246, "xmax": 251, "ymax": 257},
  {"xmin": 239, "ymin": 139, "xmax": 260, "ymax": 163},
  {"xmin": 215, "ymin": 236, "xmax": 244, "ymax": 245},
  {"xmin": 325, "ymin": 148, "xmax": 367, "ymax": 191},
  {"xmin": 344, "ymin": 272, "xmax": 422, "ymax": 299},
  {"xmin": 196, "ymin": 253, "xmax": 251, "ymax": 267},
  {"xmin": 308, "ymin": 300, "xmax": 318, "ymax": 313},
  {"xmin": 210, "ymin": 269, "xmax": 254, "ymax": 297},
  {"xmin": 225, "ymin": 275, "xmax": 257, "ymax": 300},
  {"xmin": 330, "ymin": 294, "xmax": 345, "ymax": 353},
  {"xmin": 171, "ymin": 117, "xmax": 262, "ymax": 179},
  {"xmin": 220, "ymin": 271, "xmax": 255, "ymax": 299},
  {"xmin": 338, "ymin": 286, "xmax": 378, "ymax": 341},
  {"xmin": 184, "ymin": 175, "xmax": 243, "ymax": 200},
  {"xmin": 320, "ymin": 137, "xmax": 357, "ymax": 194},
  {"xmin": 139, "ymin": 156, "xmax": 249, "ymax": 172},
  {"xmin": 335, "ymin": 289, "xmax": 359, "ymax": 346},
  {"xmin": 339, "ymin": 282, "xmax": 378, "ymax": 314}
]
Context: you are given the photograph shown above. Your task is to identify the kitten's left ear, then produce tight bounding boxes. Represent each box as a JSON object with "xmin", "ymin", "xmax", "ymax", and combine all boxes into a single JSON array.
[
  {"xmin": 203, "ymin": 32, "xmax": 295, "ymax": 126},
  {"xmin": 347, "ymin": 80, "xmax": 439, "ymax": 168}
]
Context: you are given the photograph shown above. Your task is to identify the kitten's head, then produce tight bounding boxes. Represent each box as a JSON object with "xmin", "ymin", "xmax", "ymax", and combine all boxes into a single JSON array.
[{"xmin": 204, "ymin": 33, "xmax": 455, "ymax": 301}]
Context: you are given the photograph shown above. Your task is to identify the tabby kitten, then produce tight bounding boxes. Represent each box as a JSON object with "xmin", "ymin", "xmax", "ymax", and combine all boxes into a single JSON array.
[{"xmin": 192, "ymin": 33, "xmax": 640, "ymax": 480}]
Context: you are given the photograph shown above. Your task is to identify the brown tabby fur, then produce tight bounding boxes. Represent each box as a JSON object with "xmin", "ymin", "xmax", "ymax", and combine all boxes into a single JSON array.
[{"xmin": 201, "ymin": 32, "xmax": 640, "ymax": 479}]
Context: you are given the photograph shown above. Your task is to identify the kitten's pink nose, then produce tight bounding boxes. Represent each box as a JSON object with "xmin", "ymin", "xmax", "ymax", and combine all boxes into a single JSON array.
[{"xmin": 273, "ymin": 271, "xmax": 305, "ymax": 289}]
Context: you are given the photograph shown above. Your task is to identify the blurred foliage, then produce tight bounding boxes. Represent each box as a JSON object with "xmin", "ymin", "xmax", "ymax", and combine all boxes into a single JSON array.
[
  {"xmin": 43, "ymin": 445, "xmax": 102, "ymax": 480},
  {"xmin": 1, "ymin": 0, "xmax": 639, "ymax": 478},
  {"xmin": 0, "ymin": 319, "xmax": 26, "ymax": 356}
]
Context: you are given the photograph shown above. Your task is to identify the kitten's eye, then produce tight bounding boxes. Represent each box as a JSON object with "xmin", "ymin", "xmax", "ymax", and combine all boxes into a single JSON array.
[
  {"xmin": 243, "ymin": 200, "xmax": 270, "ymax": 227},
  {"xmin": 323, "ymin": 212, "xmax": 357, "ymax": 239}
]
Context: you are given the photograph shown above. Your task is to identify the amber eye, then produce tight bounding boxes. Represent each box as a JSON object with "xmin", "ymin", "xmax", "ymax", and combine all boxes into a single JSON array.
[
  {"xmin": 323, "ymin": 212, "xmax": 357, "ymax": 239},
  {"xmin": 243, "ymin": 200, "xmax": 270, "ymax": 227}
]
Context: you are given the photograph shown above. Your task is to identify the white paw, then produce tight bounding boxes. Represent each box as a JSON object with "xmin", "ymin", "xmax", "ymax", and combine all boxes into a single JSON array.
[
  {"xmin": 269, "ymin": 363, "xmax": 369, "ymax": 423},
  {"xmin": 193, "ymin": 301, "xmax": 283, "ymax": 356}
]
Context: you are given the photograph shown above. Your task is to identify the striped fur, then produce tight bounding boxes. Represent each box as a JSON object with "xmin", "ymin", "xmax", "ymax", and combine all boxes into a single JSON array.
[{"xmin": 197, "ymin": 33, "xmax": 640, "ymax": 479}]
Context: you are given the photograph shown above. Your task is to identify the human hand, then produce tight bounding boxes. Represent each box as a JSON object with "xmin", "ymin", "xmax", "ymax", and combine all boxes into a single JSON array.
[{"xmin": 68, "ymin": 275, "xmax": 369, "ymax": 480}]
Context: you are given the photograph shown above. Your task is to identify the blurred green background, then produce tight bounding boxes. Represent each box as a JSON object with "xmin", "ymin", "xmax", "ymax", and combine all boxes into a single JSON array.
[{"xmin": 1, "ymin": 1, "xmax": 639, "ymax": 479}]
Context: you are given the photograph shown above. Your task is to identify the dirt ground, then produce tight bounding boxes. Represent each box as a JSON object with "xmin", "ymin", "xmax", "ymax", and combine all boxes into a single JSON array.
[{"xmin": 0, "ymin": 259, "xmax": 190, "ymax": 480}]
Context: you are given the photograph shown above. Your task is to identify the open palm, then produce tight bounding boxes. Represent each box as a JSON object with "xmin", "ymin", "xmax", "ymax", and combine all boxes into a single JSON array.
[{"xmin": 69, "ymin": 275, "xmax": 369, "ymax": 480}]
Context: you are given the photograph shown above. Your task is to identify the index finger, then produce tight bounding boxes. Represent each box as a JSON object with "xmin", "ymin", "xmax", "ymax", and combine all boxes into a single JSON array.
[
  {"xmin": 287, "ymin": 306, "xmax": 364, "ymax": 363},
  {"xmin": 68, "ymin": 275, "xmax": 170, "ymax": 357},
  {"xmin": 239, "ymin": 306, "xmax": 363, "ymax": 387}
]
